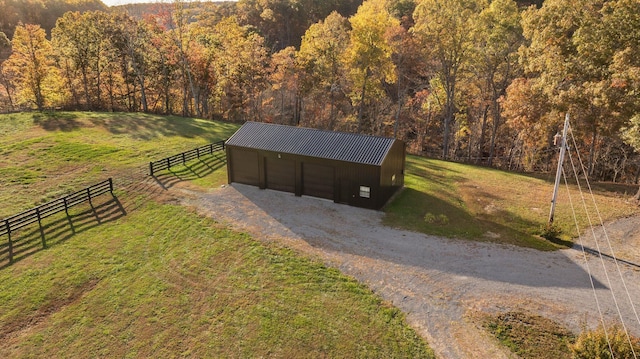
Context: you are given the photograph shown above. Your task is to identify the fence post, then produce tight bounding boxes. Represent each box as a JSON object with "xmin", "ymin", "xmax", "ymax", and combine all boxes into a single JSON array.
[
  {"xmin": 196, "ymin": 147, "xmax": 200, "ymax": 159},
  {"xmin": 87, "ymin": 186, "xmax": 93, "ymax": 207},
  {"xmin": 182, "ymin": 152, "xmax": 186, "ymax": 165},
  {"xmin": 166, "ymin": 157, "xmax": 170, "ymax": 171},
  {"xmin": 149, "ymin": 162, "xmax": 154, "ymax": 176},
  {"xmin": 63, "ymin": 197, "xmax": 69, "ymax": 216},
  {"xmin": 222, "ymin": 140, "xmax": 225, "ymax": 150},
  {"xmin": 108, "ymin": 178, "xmax": 113, "ymax": 192},
  {"xmin": 209, "ymin": 143, "xmax": 214, "ymax": 154},
  {"xmin": 6, "ymin": 219, "xmax": 12, "ymax": 263},
  {"xmin": 36, "ymin": 208, "xmax": 45, "ymax": 248}
]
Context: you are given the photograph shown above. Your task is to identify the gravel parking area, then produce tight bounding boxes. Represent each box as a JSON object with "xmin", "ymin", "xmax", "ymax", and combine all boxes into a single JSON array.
[{"xmin": 177, "ymin": 183, "xmax": 640, "ymax": 359}]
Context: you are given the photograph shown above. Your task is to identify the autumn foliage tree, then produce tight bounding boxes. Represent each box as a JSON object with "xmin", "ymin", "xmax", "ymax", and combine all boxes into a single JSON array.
[
  {"xmin": 0, "ymin": 31, "xmax": 15, "ymax": 111},
  {"xmin": 297, "ymin": 11, "xmax": 350, "ymax": 129},
  {"xmin": 1, "ymin": 0, "xmax": 640, "ymax": 185},
  {"xmin": 507, "ymin": 0, "xmax": 640, "ymax": 178},
  {"xmin": 5, "ymin": 23, "xmax": 61, "ymax": 110},
  {"xmin": 413, "ymin": 0, "xmax": 485, "ymax": 159},
  {"xmin": 343, "ymin": 0, "xmax": 399, "ymax": 134}
]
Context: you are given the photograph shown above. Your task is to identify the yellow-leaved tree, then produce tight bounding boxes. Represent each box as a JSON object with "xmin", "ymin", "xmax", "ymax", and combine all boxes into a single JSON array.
[
  {"xmin": 412, "ymin": 0, "xmax": 485, "ymax": 159},
  {"xmin": 4, "ymin": 23, "xmax": 64, "ymax": 110},
  {"xmin": 343, "ymin": 0, "xmax": 399, "ymax": 134}
]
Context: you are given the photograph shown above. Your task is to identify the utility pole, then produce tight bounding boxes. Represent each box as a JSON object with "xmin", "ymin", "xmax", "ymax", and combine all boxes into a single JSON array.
[{"xmin": 549, "ymin": 113, "xmax": 570, "ymax": 224}]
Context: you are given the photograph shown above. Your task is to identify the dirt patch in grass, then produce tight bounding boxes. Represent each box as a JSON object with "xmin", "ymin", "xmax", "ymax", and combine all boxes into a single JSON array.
[
  {"xmin": 0, "ymin": 278, "xmax": 99, "ymax": 341},
  {"xmin": 479, "ymin": 311, "xmax": 575, "ymax": 359}
]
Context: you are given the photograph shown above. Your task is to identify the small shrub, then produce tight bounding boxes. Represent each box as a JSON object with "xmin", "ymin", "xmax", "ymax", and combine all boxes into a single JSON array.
[
  {"xmin": 423, "ymin": 212, "xmax": 449, "ymax": 225},
  {"xmin": 571, "ymin": 324, "xmax": 640, "ymax": 359},
  {"xmin": 482, "ymin": 311, "xmax": 574, "ymax": 359},
  {"xmin": 540, "ymin": 223, "xmax": 562, "ymax": 241}
]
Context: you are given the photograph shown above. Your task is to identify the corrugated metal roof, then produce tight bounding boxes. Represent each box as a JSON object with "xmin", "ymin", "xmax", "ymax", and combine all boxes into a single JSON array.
[{"xmin": 226, "ymin": 122, "xmax": 396, "ymax": 166}]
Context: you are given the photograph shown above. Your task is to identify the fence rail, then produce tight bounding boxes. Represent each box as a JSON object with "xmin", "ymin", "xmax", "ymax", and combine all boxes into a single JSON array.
[
  {"xmin": 149, "ymin": 140, "xmax": 225, "ymax": 176},
  {"xmin": 1, "ymin": 178, "xmax": 113, "ymax": 263}
]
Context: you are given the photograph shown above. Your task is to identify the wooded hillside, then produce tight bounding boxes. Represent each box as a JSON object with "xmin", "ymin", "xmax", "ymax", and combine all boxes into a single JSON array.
[
  {"xmin": 0, "ymin": 0, "xmax": 638, "ymax": 186},
  {"xmin": 0, "ymin": 0, "xmax": 106, "ymax": 39}
]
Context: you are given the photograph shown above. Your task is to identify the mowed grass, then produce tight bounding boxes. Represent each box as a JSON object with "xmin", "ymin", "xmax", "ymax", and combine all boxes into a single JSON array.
[
  {"xmin": 0, "ymin": 111, "xmax": 238, "ymax": 217},
  {"xmin": 0, "ymin": 197, "xmax": 431, "ymax": 358},
  {"xmin": 384, "ymin": 156, "xmax": 640, "ymax": 250},
  {"xmin": 0, "ymin": 112, "xmax": 433, "ymax": 358}
]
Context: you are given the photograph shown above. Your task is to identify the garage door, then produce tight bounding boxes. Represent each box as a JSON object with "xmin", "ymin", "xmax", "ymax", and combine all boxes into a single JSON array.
[
  {"xmin": 303, "ymin": 163, "xmax": 334, "ymax": 200},
  {"xmin": 230, "ymin": 148, "xmax": 259, "ymax": 186},
  {"xmin": 265, "ymin": 158, "xmax": 295, "ymax": 193}
]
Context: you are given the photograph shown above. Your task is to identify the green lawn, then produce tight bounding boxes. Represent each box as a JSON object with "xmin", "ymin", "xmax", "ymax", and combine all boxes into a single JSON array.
[
  {"xmin": 0, "ymin": 111, "xmax": 238, "ymax": 217},
  {"xmin": 0, "ymin": 112, "xmax": 433, "ymax": 358},
  {"xmin": 5, "ymin": 111, "xmax": 636, "ymax": 357},
  {"xmin": 0, "ymin": 196, "xmax": 431, "ymax": 358},
  {"xmin": 384, "ymin": 156, "xmax": 639, "ymax": 250}
]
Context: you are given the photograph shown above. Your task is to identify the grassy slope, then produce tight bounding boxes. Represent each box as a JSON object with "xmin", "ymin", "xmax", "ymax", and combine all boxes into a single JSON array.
[
  {"xmin": 0, "ymin": 111, "xmax": 237, "ymax": 217},
  {"xmin": 0, "ymin": 112, "xmax": 433, "ymax": 358},
  {"xmin": 0, "ymin": 199, "xmax": 430, "ymax": 358},
  {"xmin": 384, "ymin": 155, "xmax": 639, "ymax": 250}
]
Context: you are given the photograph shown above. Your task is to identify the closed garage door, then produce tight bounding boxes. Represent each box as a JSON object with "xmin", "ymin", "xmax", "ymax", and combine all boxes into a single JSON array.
[
  {"xmin": 230, "ymin": 148, "xmax": 259, "ymax": 186},
  {"xmin": 265, "ymin": 158, "xmax": 295, "ymax": 193},
  {"xmin": 303, "ymin": 163, "xmax": 334, "ymax": 200}
]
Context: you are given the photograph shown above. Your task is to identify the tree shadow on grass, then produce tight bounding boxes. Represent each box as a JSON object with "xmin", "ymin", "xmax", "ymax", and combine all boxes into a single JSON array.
[
  {"xmin": 385, "ymin": 187, "xmax": 552, "ymax": 249},
  {"xmin": 152, "ymin": 152, "xmax": 226, "ymax": 190},
  {"xmin": 406, "ymin": 158, "xmax": 468, "ymax": 188},
  {"xmin": 32, "ymin": 112, "xmax": 82, "ymax": 131},
  {"xmin": 89, "ymin": 113, "xmax": 237, "ymax": 142},
  {"xmin": 0, "ymin": 194, "xmax": 126, "ymax": 269},
  {"xmin": 30, "ymin": 111, "xmax": 237, "ymax": 143}
]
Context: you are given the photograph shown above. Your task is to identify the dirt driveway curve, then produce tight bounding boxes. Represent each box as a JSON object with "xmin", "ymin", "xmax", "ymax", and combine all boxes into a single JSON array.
[{"xmin": 177, "ymin": 183, "xmax": 640, "ymax": 359}]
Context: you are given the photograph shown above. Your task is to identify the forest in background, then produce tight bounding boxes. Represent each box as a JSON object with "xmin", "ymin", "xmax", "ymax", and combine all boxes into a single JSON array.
[{"xmin": 0, "ymin": 0, "xmax": 639, "ymax": 187}]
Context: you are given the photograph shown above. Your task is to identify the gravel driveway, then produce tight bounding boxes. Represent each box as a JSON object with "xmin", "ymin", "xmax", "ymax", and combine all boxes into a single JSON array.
[{"xmin": 177, "ymin": 183, "xmax": 640, "ymax": 359}]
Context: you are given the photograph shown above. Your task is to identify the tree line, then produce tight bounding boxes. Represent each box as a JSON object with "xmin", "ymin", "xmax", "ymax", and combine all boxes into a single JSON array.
[{"xmin": 0, "ymin": 0, "xmax": 638, "ymax": 186}]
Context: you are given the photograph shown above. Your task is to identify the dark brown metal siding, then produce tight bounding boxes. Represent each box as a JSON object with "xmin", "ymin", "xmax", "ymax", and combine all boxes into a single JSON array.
[
  {"xmin": 303, "ymin": 163, "xmax": 334, "ymax": 200},
  {"xmin": 230, "ymin": 147, "xmax": 259, "ymax": 186},
  {"xmin": 378, "ymin": 140, "xmax": 406, "ymax": 208},
  {"xmin": 335, "ymin": 163, "xmax": 380, "ymax": 209},
  {"xmin": 265, "ymin": 157, "xmax": 295, "ymax": 193},
  {"xmin": 226, "ymin": 127, "xmax": 405, "ymax": 210}
]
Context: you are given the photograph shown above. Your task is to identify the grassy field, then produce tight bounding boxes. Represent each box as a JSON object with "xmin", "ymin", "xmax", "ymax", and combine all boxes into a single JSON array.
[
  {"xmin": 384, "ymin": 156, "xmax": 640, "ymax": 250},
  {"xmin": 0, "ymin": 197, "xmax": 431, "ymax": 357},
  {"xmin": 0, "ymin": 111, "xmax": 238, "ymax": 217},
  {"xmin": 3, "ymin": 111, "xmax": 638, "ymax": 357},
  {"xmin": 0, "ymin": 112, "xmax": 433, "ymax": 358}
]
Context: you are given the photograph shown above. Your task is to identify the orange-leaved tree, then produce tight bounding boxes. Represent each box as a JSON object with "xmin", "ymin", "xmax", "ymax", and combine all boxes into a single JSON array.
[{"xmin": 4, "ymin": 23, "xmax": 63, "ymax": 110}]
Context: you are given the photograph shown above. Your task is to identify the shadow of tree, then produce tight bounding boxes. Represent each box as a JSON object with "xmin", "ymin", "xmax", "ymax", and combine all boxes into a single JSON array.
[
  {"xmin": 0, "ymin": 194, "xmax": 126, "ymax": 269},
  {"xmin": 384, "ymin": 187, "xmax": 559, "ymax": 250},
  {"xmin": 89, "ymin": 113, "xmax": 238, "ymax": 142},
  {"xmin": 31, "ymin": 111, "xmax": 238, "ymax": 143},
  {"xmin": 32, "ymin": 112, "xmax": 82, "ymax": 131}
]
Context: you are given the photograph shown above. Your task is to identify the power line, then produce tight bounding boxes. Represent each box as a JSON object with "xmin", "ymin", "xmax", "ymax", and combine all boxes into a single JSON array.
[
  {"xmin": 565, "ymin": 124, "xmax": 638, "ymax": 358},
  {"xmin": 561, "ymin": 164, "xmax": 611, "ymax": 352}
]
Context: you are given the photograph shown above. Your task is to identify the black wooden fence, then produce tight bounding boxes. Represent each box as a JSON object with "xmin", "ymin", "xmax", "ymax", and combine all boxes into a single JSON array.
[
  {"xmin": 1, "ymin": 178, "xmax": 113, "ymax": 263},
  {"xmin": 149, "ymin": 140, "xmax": 226, "ymax": 176}
]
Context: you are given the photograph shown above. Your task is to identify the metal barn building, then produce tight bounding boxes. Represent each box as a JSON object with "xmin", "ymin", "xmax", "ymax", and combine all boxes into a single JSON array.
[{"xmin": 225, "ymin": 122, "xmax": 405, "ymax": 210}]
